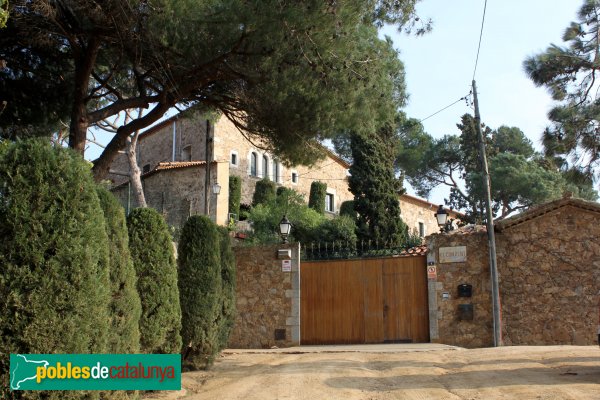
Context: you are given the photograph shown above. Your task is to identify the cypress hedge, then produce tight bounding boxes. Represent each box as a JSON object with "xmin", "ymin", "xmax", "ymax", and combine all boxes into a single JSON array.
[
  {"xmin": 339, "ymin": 200, "xmax": 356, "ymax": 218},
  {"xmin": 217, "ymin": 226, "xmax": 236, "ymax": 351},
  {"xmin": 97, "ymin": 188, "xmax": 142, "ymax": 354},
  {"xmin": 252, "ymin": 178, "xmax": 276, "ymax": 206},
  {"xmin": 228, "ymin": 175, "xmax": 242, "ymax": 219},
  {"xmin": 127, "ymin": 208, "xmax": 182, "ymax": 354},
  {"xmin": 178, "ymin": 216, "xmax": 222, "ymax": 369},
  {"xmin": 0, "ymin": 140, "xmax": 110, "ymax": 400},
  {"xmin": 308, "ymin": 181, "xmax": 327, "ymax": 214}
]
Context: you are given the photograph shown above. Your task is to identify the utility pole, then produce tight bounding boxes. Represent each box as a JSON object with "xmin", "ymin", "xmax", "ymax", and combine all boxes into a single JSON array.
[
  {"xmin": 204, "ymin": 119, "xmax": 213, "ymax": 217},
  {"xmin": 472, "ymin": 79, "xmax": 502, "ymax": 347}
]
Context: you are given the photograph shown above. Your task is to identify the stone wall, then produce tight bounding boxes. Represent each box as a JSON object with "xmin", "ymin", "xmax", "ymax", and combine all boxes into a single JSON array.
[
  {"xmin": 107, "ymin": 116, "xmax": 209, "ymax": 186},
  {"xmin": 426, "ymin": 232, "xmax": 494, "ymax": 348},
  {"xmin": 228, "ymin": 244, "xmax": 301, "ymax": 348},
  {"xmin": 427, "ymin": 201, "xmax": 600, "ymax": 347},
  {"xmin": 497, "ymin": 205, "xmax": 600, "ymax": 345},
  {"xmin": 111, "ymin": 162, "xmax": 229, "ymax": 227}
]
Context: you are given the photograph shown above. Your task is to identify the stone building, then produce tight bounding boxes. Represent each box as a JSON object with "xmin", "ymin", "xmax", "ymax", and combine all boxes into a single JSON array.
[
  {"xmin": 109, "ymin": 113, "xmax": 454, "ymax": 231},
  {"xmin": 426, "ymin": 194, "xmax": 600, "ymax": 347}
]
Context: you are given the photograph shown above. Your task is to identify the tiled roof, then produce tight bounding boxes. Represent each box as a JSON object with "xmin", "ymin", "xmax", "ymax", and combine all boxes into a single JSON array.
[
  {"xmin": 495, "ymin": 193, "xmax": 600, "ymax": 231},
  {"xmin": 154, "ymin": 161, "xmax": 207, "ymax": 171},
  {"xmin": 399, "ymin": 245, "xmax": 428, "ymax": 257}
]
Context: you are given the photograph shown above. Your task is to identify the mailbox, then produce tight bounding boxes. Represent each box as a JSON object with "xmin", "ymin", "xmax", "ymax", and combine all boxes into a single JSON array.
[
  {"xmin": 457, "ymin": 304, "xmax": 474, "ymax": 321},
  {"xmin": 458, "ymin": 283, "xmax": 472, "ymax": 298}
]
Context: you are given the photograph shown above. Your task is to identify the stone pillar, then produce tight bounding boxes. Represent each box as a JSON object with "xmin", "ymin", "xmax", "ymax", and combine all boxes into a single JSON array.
[
  {"xmin": 285, "ymin": 243, "xmax": 301, "ymax": 345},
  {"xmin": 427, "ymin": 235, "xmax": 440, "ymax": 341}
]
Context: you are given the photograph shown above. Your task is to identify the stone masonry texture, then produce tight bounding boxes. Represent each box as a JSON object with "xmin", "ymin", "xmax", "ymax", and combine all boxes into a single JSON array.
[
  {"xmin": 107, "ymin": 113, "xmax": 448, "ymax": 230},
  {"xmin": 427, "ymin": 199, "xmax": 600, "ymax": 347},
  {"xmin": 228, "ymin": 244, "xmax": 300, "ymax": 348}
]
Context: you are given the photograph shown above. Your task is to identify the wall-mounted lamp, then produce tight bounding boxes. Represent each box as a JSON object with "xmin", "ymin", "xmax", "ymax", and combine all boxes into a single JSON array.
[
  {"xmin": 212, "ymin": 182, "xmax": 221, "ymax": 195},
  {"xmin": 434, "ymin": 204, "xmax": 455, "ymax": 233},
  {"xmin": 279, "ymin": 215, "xmax": 292, "ymax": 244}
]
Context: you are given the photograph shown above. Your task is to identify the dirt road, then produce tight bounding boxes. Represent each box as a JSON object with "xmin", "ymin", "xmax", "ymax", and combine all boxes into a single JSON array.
[{"xmin": 147, "ymin": 345, "xmax": 600, "ymax": 399}]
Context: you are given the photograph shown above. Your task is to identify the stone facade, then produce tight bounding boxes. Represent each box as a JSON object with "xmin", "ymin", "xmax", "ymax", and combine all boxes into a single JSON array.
[
  {"xmin": 111, "ymin": 161, "xmax": 229, "ymax": 227},
  {"xmin": 107, "ymin": 113, "xmax": 450, "ymax": 229},
  {"xmin": 228, "ymin": 244, "xmax": 301, "ymax": 348},
  {"xmin": 400, "ymin": 194, "xmax": 462, "ymax": 238},
  {"xmin": 426, "ymin": 196, "xmax": 600, "ymax": 347},
  {"xmin": 213, "ymin": 117, "xmax": 352, "ymax": 214},
  {"xmin": 427, "ymin": 231, "xmax": 494, "ymax": 348}
]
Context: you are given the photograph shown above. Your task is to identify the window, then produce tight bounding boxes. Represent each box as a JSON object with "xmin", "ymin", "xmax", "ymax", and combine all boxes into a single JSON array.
[
  {"xmin": 325, "ymin": 193, "xmax": 335, "ymax": 213},
  {"xmin": 419, "ymin": 222, "xmax": 425, "ymax": 238},
  {"xmin": 182, "ymin": 145, "xmax": 192, "ymax": 162},
  {"xmin": 230, "ymin": 151, "xmax": 239, "ymax": 167},
  {"xmin": 142, "ymin": 164, "xmax": 150, "ymax": 174},
  {"xmin": 262, "ymin": 155, "xmax": 269, "ymax": 179},
  {"xmin": 250, "ymin": 152, "xmax": 257, "ymax": 177},
  {"xmin": 291, "ymin": 171, "xmax": 298, "ymax": 184},
  {"xmin": 273, "ymin": 161, "xmax": 280, "ymax": 183}
]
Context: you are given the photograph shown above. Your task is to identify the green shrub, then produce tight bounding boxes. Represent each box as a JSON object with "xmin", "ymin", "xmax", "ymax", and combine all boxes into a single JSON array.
[
  {"xmin": 318, "ymin": 216, "xmax": 358, "ymax": 247},
  {"xmin": 247, "ymin": 188, "xmax": 323, "ymax": 244},
  {"xmin": 276, "ymin": 186, "xmax": 293, "ymax": 197},
  {"xmin": 339, "ymin": 200, "xmax": 356, "ymax": 218},
  {"xmin": 217, "ymin": 227, "xmax": 236, "ymax": 351},
  {"xmin": 308, "ymin": 181, "xmax": 327, "ymax": 214},
  {"xmin": 97, "ymin": 188, "xmax": 142, "ymax": 354},
  {"xmin": 252, "ymin": 178, "xmax": 276, "ymax": 206},
  {"xmin": 0, "ymin": 139, "xmax": 110, "ymax": 400},
  {"xmin": 228, "ymin": 175, "xmax": 242, "ymax": 219},
  {"xmin": 127, "ymin": 208, "xmax": 182, "ymax": 354},
  {"xmin": 239, "ymin": 203, "xmax": 251, "ymax": 221},
  {"xmin": 178, "ymin": 215, "xmax": 222, "ymax": 369}
]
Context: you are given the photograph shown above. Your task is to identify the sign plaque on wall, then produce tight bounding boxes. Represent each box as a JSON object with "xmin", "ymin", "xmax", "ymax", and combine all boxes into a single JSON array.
[
  {"xmin": 281, "ymin": 259, "xmax": 292, "ymax": 272},
  {"xmin": 439, "ymin": 246, "xmax": 467, "ymax": 263},
  {"xmin": 427, "ymin": 265, "xmax": 437, "ymax": 280}
]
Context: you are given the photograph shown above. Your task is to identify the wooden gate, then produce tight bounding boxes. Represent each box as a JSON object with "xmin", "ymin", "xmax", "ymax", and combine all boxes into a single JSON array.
[{"xmin": 300, "ymin": 256, "xmax": 429, "ymax": 345}]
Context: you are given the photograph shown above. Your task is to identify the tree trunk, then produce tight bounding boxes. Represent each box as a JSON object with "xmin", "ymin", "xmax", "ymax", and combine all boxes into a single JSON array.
[
  {"xmin": 126, "ymin": 133, "xmax": 147, "ymax": 208},
  {"xmin": 69, "ymin": 38, "xmax": 100, "ymax": 154},
  {"xmin": 125, "ymin": 109, "xmax": 147, "ymax": 208}
]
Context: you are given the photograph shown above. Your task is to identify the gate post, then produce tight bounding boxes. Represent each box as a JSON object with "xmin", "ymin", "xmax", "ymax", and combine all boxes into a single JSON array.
[
  {"xmin": 284, "ymin": 243, "xmax": 301, "ymax": 345},
  {"xmin": 427, "ymin": 236, "xmax": 440, "ymax": 341}
]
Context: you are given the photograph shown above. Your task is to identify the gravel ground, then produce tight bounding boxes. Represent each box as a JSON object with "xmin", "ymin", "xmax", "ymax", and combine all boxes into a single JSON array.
[{"xmin": 145, "ymin": 345, "xmax": 600, "ymax": 400}]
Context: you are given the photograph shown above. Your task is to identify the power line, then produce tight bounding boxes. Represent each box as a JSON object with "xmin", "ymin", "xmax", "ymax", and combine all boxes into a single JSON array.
[
  {"xmin": 419, "ymin": 94, "xmax": 471, "ymax": 123},
  {"xmin": 472, "ymin": 0, "xmax": 489, "ymax": 81}
]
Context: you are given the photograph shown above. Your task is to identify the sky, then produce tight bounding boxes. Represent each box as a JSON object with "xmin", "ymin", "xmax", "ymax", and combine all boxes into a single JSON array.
[{"xmin": 380, "ymin": 0, "xmax": 582, "ymax": 205}]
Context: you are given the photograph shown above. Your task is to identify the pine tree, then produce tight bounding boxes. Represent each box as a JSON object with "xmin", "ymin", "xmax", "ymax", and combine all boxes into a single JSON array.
[
  {"xmin": 524, "ymin": 0, "xmax": 600, "ymax": 179},
  {"xmin": 0, "ymin": 1, "xmax": 424, "ymax": 180}
]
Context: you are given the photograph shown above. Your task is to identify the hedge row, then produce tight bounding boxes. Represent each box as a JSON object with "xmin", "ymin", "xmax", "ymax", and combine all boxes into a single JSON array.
[{"xmin": 0, "ymin": 140, "xmax": 237, "ymax": 400}]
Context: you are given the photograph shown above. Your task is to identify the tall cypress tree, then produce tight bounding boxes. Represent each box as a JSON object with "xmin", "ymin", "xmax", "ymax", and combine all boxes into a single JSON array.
[
  {"xmin": 178, "ymin": 216, "xmax": 222, "ymax": 369},
  {"xmin": 97, "ymin": 188, "xmax": 142, "ymax": 354},
  {"xmin": 349, "ymin": 127, "xmax": 407, "ymax": 246},
  {"xmin": 127, "ymin": 208, "xmax": 182, "ymax": 354},
  {"xmin": 0, "ymin": 140, "xmax": 110, "ymax": 400}
]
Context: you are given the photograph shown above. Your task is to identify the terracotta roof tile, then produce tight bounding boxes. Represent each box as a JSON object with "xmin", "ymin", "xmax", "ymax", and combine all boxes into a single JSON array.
[
  {"xmin": 399, "ymin": 245, "xmax": 428, "ymax": 257},
  {"xmin": 154, "ymin": 161, "xmax": 207, "ymax": 171}
]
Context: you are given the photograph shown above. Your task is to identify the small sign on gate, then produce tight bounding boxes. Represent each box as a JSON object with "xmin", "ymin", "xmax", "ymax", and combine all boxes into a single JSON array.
[
  {"xmin": 427, "ymin": 265, "xmax": 437, "ymax": 280},
  {"xmin": 282, "ymin": 259, "xmax": 292, "ymax": 272}
]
